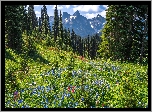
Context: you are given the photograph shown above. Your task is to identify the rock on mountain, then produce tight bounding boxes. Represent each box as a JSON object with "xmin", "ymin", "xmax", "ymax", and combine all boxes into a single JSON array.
[{"xmin": 49, "ymin": 10, "xmax": 106, "ymax": 38}]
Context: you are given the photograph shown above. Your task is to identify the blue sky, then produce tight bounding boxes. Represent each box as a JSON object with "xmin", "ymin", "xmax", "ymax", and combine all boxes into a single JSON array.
[{"xmin": 27, "ymin": 5, "xmax": 108, "ymax": 19}]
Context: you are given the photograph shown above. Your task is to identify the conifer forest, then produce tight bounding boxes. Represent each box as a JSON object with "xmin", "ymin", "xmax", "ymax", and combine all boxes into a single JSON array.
[{"xmin": 5, "ymin": 5, "xmax": 148, "ymax": 108}]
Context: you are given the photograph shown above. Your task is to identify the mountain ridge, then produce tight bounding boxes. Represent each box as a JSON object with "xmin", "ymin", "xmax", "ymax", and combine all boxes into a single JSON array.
[{"xmin": 49, "ymin": 10, "xmax": 106, "ymax": 38}]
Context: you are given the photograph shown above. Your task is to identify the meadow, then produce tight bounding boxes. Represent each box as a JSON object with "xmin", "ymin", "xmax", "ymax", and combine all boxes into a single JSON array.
[{"xmin": 5, "ymin": 43, "xmax": 148, "ymax": 108}]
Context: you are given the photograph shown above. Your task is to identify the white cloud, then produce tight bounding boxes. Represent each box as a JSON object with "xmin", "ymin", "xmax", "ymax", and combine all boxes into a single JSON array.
[
  {"xmin": 85, "ymin": 13, "xmax": 97, "ymax": 19},
  {"xmin": 35, "ymin": 11, "xmax": 40, "ymax": 15},
  {"xmin": 73, "ymin": 5, "xmax": 100, "ymax": 12},
  {"xmin": 85, "ymin": 10, "xmax": 107, "ymax": 19},
  {"xmin": 34, "ymin": 5, "xmax": 40, "ymax": 7},
  {"xmin": 99, "ymin": 10, "xmax": 107, "ymax": 18},
  {"xmin": 65, "ymin": 5, "xmax": 70, "ymax": 9},
  {"xmin": 103, "ymin": 5, "xmax": 108, "ymax": 9},
  {"xmin": 73, "ymin": 5, "xmax": 78, "ymax": 7},
  {"xmin": 52, "ymin": 5, "xmax": 63, "ymax": 10}
]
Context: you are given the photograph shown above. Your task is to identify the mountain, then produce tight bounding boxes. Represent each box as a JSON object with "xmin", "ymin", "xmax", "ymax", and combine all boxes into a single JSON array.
[{"xmin": 49, "ymin": 10, "xmax": 106, "ymax": 38}]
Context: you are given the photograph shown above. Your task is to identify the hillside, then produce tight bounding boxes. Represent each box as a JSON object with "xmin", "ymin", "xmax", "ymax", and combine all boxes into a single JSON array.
[
  {"xmin": 4, "ymin": 4, "xmax": 149, "ymax": 109},
  {"xmin": 5, "ymin": 42, "xmax": 148, "ymax": 108}
]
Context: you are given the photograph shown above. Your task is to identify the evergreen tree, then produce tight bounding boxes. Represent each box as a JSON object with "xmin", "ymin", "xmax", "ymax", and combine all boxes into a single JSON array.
[
  {"xmin": 63, "ymin": 27, "xmax": 68, "ymax": 50},
  {"xmin": 38, "ymin": 17, "xmax": 42, "ymax": 33},
  {"xmin": 71, "ymin": 29, "xmax": 75, "ymax": 52},
  {"xmin": 52, "ymin": 5, "xmax": 59, "ymax": 42},
  {"xmin": 98, "ymin": 5, "xmax": 148, "ymax": 63},
  {"xmin": 5, "ymin": 5, "xmax": 24, "ymax": 52},
  {"xmin": 41, "ymin": 5, "xmax": 50, "ymax": 39},
  {"xmin": 27, "ymin": 5, "xmax": 37, "ymax": 36},
  {"xmin": 87, "ymin": 35, "xmax": 90, "ymax": 58},
  {"xmin": 59, "ymin": 10, "xmax": 64, "ymax": 49}
]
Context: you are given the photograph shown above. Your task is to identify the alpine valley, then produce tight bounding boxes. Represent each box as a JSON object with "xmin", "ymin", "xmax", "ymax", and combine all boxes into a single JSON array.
[{"xmin": 49, "ymin": 10, "xmax": 106, "ymax": 38}]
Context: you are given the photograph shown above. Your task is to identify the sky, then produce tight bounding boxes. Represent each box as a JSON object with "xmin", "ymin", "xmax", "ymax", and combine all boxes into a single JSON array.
[{"xmin": 27, "ymin": 5, "xmax": 108, "ymax": 19}]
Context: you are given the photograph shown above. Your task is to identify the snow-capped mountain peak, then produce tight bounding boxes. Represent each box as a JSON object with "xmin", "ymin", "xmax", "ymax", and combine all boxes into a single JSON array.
[{"xmin": 49, "ymin": 10, "xmax": 106, "ymax": 38}]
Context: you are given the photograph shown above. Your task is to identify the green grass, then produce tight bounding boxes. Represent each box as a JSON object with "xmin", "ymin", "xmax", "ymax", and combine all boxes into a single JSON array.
[{"xmin": 5, "ymin": 42, "xmax": 148, "ymax": 108}]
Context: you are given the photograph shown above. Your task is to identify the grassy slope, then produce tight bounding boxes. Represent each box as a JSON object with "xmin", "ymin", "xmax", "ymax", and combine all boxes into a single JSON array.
[{"xmin": 5, "ymin": 42, "xmax": 148, "ymax": 108}]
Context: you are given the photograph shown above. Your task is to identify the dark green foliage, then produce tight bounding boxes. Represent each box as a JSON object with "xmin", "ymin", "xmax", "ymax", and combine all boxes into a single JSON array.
[
  {"xmin": 27, "ymin": 5, "xmax": 37, "ymax": 36},
  {"xmin": 52, "ymin": 5, "xmax": 59, "ymax": 42},
  {"xmin": 41, "ymin": 5, "xmax": 51, "ymax": 39},
  {"xmin": 98, "ymin": 5, "xmax": 148, "ymax": 64},
  {"xmin": 5, "ymin": 5, "xmax": 24, "ymax": 53}
]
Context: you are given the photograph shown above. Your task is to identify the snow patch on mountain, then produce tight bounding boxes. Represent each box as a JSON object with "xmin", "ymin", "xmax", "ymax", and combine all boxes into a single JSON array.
[
  {"xmin": 70, "ymin": 16, "xmax": 76, "ymax": 19},
  {"xmin": 49, "ymin": 10, "xmax": 106, "ymax": 38}
]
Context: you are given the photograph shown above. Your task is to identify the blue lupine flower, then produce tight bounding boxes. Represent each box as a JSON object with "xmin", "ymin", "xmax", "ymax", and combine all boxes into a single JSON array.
[
  {"xmin": 46, "ymin": 98, "xmax": 48, "ymax": 103},
  {"xmin": 20, "ymin": 89, "xmax": 24, "ymax": 93},
  {"xmin": 95, "ymin": 80, "xmax": 99, "ymax": 85},
  {"xmin": 67, "ymin": 93, "xmax": 70, "ymax": 97},
  {"xmin": 47, "ymin": 71, "xmax": 51, "ymax": 75},
  {"xmin": 102, "ymin": 92, "xmax": 105, "ymax": 96},
  {"xmin": 81, "ymin": 98, "xmax": 84, "ymax": 101},
  {"xmin": 38, "ymin": 92, "xmax": 41, "ymax": 96},
  {"xmin": 85, "ymin": 85, "xmax": 89, "ymax": 90},
  {"xmin": 37, "ymin": 86, "xmax": 41, "ymax": 90},
  {"xmin": 22, "ymin": 106, "xmax": 25, "ymax": 108},
  {"xmin": 99, "ymin": 80, "xmax": 104, "ymax": 85},
  {"xmin": 31, "ymin": 91, "xmax": 37, "ymax": 95},
  {"xmin": 54, "ymin": 95, "xmax": 57, "ymax": 98},
  {"xmin": 44, "ymin": 104, "xmax": 48, "ymax": 108},
  {"xmin": 96, "ymin": 93, "xmax": 99, "ymax": 98},
  {"xmin": 46, "ymin": 86, "xmax": 51, "ymax": 92},
  {"xmin": 61, "ymin": 95, "xmax": 64, "ymax": 100},
  {"xmin": 75, "ymin": 102, "xmax": 78, "ymax": 106},
  {"xmin": 112, "ymin": 66, "xmax": 116, "ymax": 71},
  {"xmin": 93, "ymin": 74, "xmax": 97, "ymax": 77},
  {"xmin": 25, "ymin": 105, "xmax": 30, "ymax": 108},
  {"xmin": 51, "ymin": 69, "xmax": 55, "ymax": 75},
  {"xmin": 57, "ymin": 73, "xmax": 61, "ymax": 78},
  {"xmin": 58, "ymin": 101, "xmax": 62, "ymax": 107},
  {"xmin": 18, "ymin": 99, "xmax": 23, "ymax": 104},
  {"xmin": 7, "ymin": 101, "xmax": 10, "ymax": 104}
]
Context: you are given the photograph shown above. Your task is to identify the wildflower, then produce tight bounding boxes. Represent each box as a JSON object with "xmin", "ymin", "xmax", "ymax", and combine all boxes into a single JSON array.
[
  {"xmin": 68, "ymin": 86, "xmax": 71, "ymax": 91},
  {"xmin": 96, "ymin": 100, "xmax": 100, "ymax": 105},
  {"xmin": 107, "ymin": 84, "xmax": 110, "ymax": 89},
  {"xmin": 61, "ymin": 95, "xmax": 64, "ymax": 100},
  {"xmin": 20, "ymin": 89, "xmax": 24, "ymax": 93},
  {"xmin": 72, "ymin": 89, "xmax": 75, "ymax": 93},
  {"xmin": 84, "ymin": 85, "xmax": 89, "ymax": 90},
  {"xmin": 102, "ymin": 104, "xmax": 104, "ymax": 107},
  {"xmin": 18, "ymin": 99, "xmax": 23, "ymax": 104},
  {"xmin": 81, "ymin": 97, "xmax": 84, "ymax": 101},
  {"xmin": 33, "ymin": 82, "xmax": 36, "ymax": 85},
  {"xmin": 14, "ymin": 91, "xmax": 20, "ymax": 101},
  {"xmin": 116, "ymin": 80, "xmax": 119, "ymax": 85},
  {"xmin": 44, "ymin": 104, "xmax": 48, "ymax": 108},
  {"xmin": 67, "ymin": 93, "xmax": 70, "ymax": 97}
]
